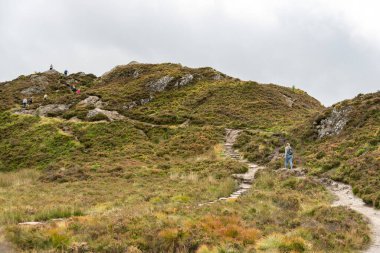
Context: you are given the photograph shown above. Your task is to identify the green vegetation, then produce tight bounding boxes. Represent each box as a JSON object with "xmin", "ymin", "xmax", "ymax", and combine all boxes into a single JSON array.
[
  {"xmin": 0, "ymin": 63, "xmax": 375, "ymax": 252},
  {"xmin": 293, "ymin": 92, "xmax": 380, "ymax": 207}
]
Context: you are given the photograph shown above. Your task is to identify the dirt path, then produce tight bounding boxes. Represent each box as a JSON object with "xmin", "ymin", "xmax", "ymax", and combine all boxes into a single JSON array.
[
  {"xmin": 320, "ymin": 179, "xmax": 380, "ymax": 253},
  {"xmin": 220, "ymin": 129, "xmax": 380, "ymax": 252},
  {"xmin": 199, "ymin": 129, "xmax": 263, "ymax": 206},
  {"xmin": 0, "ymin": 228, "xmax": 14, "ymax": 253}
]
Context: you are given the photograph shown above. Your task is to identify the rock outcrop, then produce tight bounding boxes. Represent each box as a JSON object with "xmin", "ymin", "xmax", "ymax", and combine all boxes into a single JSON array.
[
  {"xmin": 78, "ymin": 96, "xmax": 104, "ymax": 108},
  {"xmin": 315, "ymin": 107, "xmax": 351, "ymax": 138},
  {"xmin": 87, "ymin": 108, "xmax": 125, "ymax": 121},
  {"xmin": 175, "ymin": 74, "xmax": 193, "ymax": 87},
  {"xmin": 36, "ymin": 104, "xmax": 70, "ymax": 116},
  {"xmin": 13, "ymin": 109, "xmax": 36, "ymax": 115},
  {"xmin": 148, "ymin": 76, "xmax": 174, "ymax": 92},
  {"xmin": 282, "ymin": 94, "xmax": 294, "ymax": 108},
  {"xmin": 30, "ymin": 75, "xmax": 49, "ymax": 86},
  {"xmin": 21, "ymin": 86, "xmax": 45, "ymax": 95}
]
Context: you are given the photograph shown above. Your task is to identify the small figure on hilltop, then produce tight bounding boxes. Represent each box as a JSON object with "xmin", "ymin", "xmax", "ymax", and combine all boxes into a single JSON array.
[
  {"xmin": 284, "ymin": 143, "xmax": 293, "ymax": 169},
  {"xmin": 28, "ymin": 97, "xmax": 33, "ymax": 105},
  {"xmin": 49, "ymin": 64, "xmax": 53, "ymax": 70},
  {"xmin": 64, "ymin": 70, "xmax": 68, "ymax": 76},
  {"xmin": 70, "ymin": 84, "xmax": 77, "ymax": 92},
  {"xmin": 22, "ymin": 98, "xmax": 28, "ymax": 108},
  {"xmin": 43, "ymin": 94, "xmax": 48, "ymax": 100}
]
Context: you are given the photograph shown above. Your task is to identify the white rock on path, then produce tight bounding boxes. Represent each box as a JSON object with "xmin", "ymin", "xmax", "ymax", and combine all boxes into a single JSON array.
[{"xmin": 87, "ymin": 108, "xmax": 125, "ymax": 121}]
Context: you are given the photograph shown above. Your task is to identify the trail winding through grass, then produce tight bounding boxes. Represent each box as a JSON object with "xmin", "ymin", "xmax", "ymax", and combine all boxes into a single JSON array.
[
  {"xmin": 322, "ymin": 179, "xmax": 380, "ymax": 253},
  {"xmin": 0, "ymin": 228, "xmax": 14, "ymax": 253},
  {"xmin": 199, "ymin": 129, "xmax": 263, "ymax": 206},
  {"xmin": 221, "ymin": 129, "xmax": 379, "ymax": 252}
]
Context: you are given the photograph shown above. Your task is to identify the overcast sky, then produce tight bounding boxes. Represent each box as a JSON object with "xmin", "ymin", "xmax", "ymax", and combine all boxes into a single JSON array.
[{"xmin": 1, "ymin": 0, "xmax": 379, "ymax": 105}]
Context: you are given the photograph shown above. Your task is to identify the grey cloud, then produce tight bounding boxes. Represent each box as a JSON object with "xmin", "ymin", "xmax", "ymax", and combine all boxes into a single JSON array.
[{"xmin": 0, "ymin": 0, "xmax": 379, "ymax": 105}]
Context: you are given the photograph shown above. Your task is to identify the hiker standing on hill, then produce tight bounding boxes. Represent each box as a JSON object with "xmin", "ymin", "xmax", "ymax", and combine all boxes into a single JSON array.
[
  {"xmin": 22, "ymin": 98, "xmax": 28, "ymax": 108},
  {"xmin": 28, "ymin": 97, "xmax": 33, "ymax": 105},
  {"xmin": 49, "ymin": 64, "xmax": 53, "ymax": 70},
  {"xmin": 64, "ymin": 70, "xmax": 68, "ymax": 76},
  {"xmin": 285, "ymin": 143, "xmax": 293, "ymax": 169}
]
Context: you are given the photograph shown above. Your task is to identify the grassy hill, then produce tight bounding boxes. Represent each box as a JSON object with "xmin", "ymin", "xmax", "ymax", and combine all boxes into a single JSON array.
[
  {"xmin": 0, "ymin": 63, "xmax": 373, "ymax": 252},
  {"xmin": 294, "ymin": 91, "xmax": 380, "ymax": 207}
]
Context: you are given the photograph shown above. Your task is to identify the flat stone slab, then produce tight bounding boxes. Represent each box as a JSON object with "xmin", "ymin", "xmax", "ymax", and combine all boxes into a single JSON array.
[{"xmin": 19, "ymin": 221, "xmax": 44, "ymax": 226}]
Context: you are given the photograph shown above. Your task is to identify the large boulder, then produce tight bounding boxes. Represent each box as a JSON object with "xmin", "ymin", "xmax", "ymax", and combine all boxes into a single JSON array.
[
  {"xmin": 175, "ymin": 74, "xmax": 193, "ymax": 87},
  {"xmin": 315, "ymin": 107, "xmax": 351, "ymax": 138},
  {"xmin": 148, "ymin": 76, "xmax": 174, "ymax": 92},
  {"xmin": 78, "ymin": 96, "xmax": 104, "ymax": 108},
  {"xmin": 36, "ymin": 104, "xmax": 70, "ymax": 116},
  {"xmin": 87, "ymin": 108, "xmax": 125, "ymax": 121}
]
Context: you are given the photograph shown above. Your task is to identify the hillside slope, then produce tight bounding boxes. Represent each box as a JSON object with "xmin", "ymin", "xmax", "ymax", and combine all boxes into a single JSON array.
[
  {"xmin": 0, "ymin": 63, "xmax": 372, "ymax": 252},
  {"xmin": 295, "ymin": 92, "xmax": 380, "ymax": 207}
]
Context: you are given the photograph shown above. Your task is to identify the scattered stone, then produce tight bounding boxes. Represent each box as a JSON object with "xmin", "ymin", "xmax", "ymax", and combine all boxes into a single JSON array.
[
  {"xmin": 78, "ymin": 96, "xmax": 104, "ymax": 108},
  {"xmin": 14, "ymin": 109, "xmax": 36, "ymax": 115},
  {"xmin": 198, "ymin": 129, "xmax": 261, "ymax": 207},
  {"xmin": 213, "ymin": 73, "xmax": 223, "ymax": 80},
  {"xmin": 282, "ymin": 94, "xmax": 294, "ymax": 107},
  {"xmin": 179, "ymin": 119, "xmax": 190, "ymax": 128},
  {"xmin": 70, "ymin": 242, "xmax": 89, "ymax": 252},
  {"xmin": 175, "ymin": 74, "xmax": 194, "ymax": 87},
  {"xmin": 43, "ymin": 69, "xmax": 60, "ymax": 75},
  {"xmin": 87, "ymin": 108, "xmax": 125, "ymax": 121},
  {"xmin": 133, "ymin": 70, "xmax": 139, "ymax": 78},
  {"xmin": 127, "ymin": 61, "xmax": 140, "ymax": 65},
  {"xmin": 126, "ymin": 246, "xmax": 143, "ymax": 253},
  {"xmin": 30, "ymin": 75, "xmax": 49, "ymax": 86},
  {"xmin": 36, "ymin": 104, "xmax": 70, "ymax": 116},
  {"xmin": 277, "ymin": 168, "xmax": 307, "ymax": 177},
  {"xmin": 125, "ymin": 101, "xmax": 138, "ymax": 110},
  {"xmin": 140, "ymin": 97, "xmax": 152, "ymax": 105},
  {"xmin": 21, "ymin": 86, "xmax": 45, "ymax": 95}
]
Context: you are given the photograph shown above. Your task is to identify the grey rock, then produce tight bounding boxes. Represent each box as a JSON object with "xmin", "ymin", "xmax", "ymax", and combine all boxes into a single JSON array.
[
  {"xmin": 21, "ymin": 86, "xmax": 45, "ymax": 95},
  {"xmin": 148, "ymin": 76, "xmax": 174, "ymax": 92},
  {"xmin": 282, "ymin": 94, "xmax": 294, "ymax": 107},
  {"xmin": 133, "ymin": 70, "xmax": 139, "ymax": 78},
  {"xmin": 124, "ymin": 95, "xmax": 153, "ymax": 110},
  {"xmin": 30, "ymin": 75, "xmax": 49, "ymax": 86},
  {"xmin": 78, "ymin": 96, "xmax": 104, "ymax": 108},
  {"xmin": 140, "ymin": 96, "xmax": 153, "ymax": 105},
  {"xmin": 87, "ymin": 108, "xmax": 125, "ymax": 121},
  {"xmin": 213, "ymin": 73, "xmax": 223, "ymax": 80},
  {"xmin": 175, "ymin": 74, "xmax": 193, "ymax": 87},
  {"xmin": 43, "ymin": 69, "xmax": 60, "ymax": 75},
  {"xmin": 125, "ymin": 101, "xmax": 138, "ymax": 110},
  {"xmin": 36, "ymin": 104, "xmax": 70, "ymax": 116},
  {"xmin": 316, "ymin": 107, "xmax": 351, "ymax": 138},
  {"xmin": 127, "ymin": 61, "xmax": 140, "ymax": 65},
  {"xmin": 14, "ymin": 109, "xmax": 36, "ymax": 115}
]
